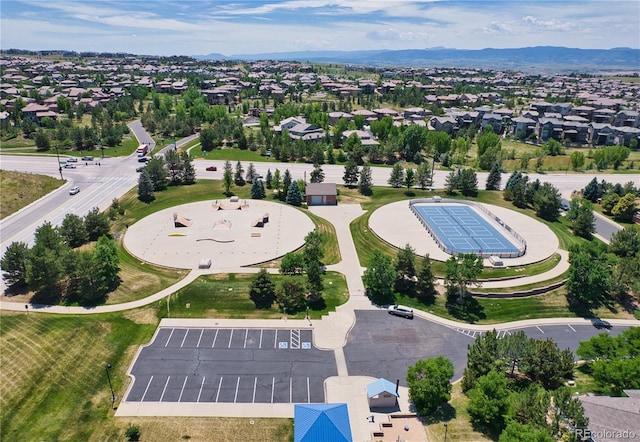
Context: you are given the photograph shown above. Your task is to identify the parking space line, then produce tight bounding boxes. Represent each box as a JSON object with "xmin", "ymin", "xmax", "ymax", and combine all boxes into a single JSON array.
[
  {"xmin": 141, "ymin": 376, "xmax": 154, "ymax": 401},
  {"xmin": 160, "ymin": 376, "xmax": 171, "ymax": 401},
  {"xmin": 165, "ymin": 329, "xmax": 174, "ymax": 347},
  {"xmin": 274, "ymin": 330, "xmax": 278, "ymax": 348},
  {"xmin": 215, "ymin": 377, "xmax": 223, "ymax": 402},
  {"xmin": 180, "ymin": 330, "xmax": 189, "ymax": 348},
  {"xmin": 568, "ymin": 325, "xmax": 576, "ymax": 332},
  {"xmin": 234, "ymin": 377, "xmax": 240, "ymax": 403},
  {"xmin": 244, "ymin": 329, "xmax": 249, "ymax": 348},
  {"xmin": 536, "ymin": 326, "xmax": 545, "ymax": 334},
  {"xmin": 228, "ymin": 329, "xmax": 234, "ymax": 348},
  {"xmin": 289, "ymin": 377, "xmax": 292, "ymax": 403},
  {"xmin": 178, "ymin": 376, "xmax": 188, "ymax": 402},
  {"xmin": 307, "ymin": 377, "xmax": 310, "ymax": 403},
  {"xmin": 197, "ymin": 377, "xmax": 205, "ymax": 402},
  {"xmin": 196, "ymin": 329, "xmax": 204, "ymax": 347},
  {"xmin": 259, "ymin": 329, "xmax": 263, "ymax": 348},
  {"xmin": 271, "ymin": 377, "xmax": 275, "ymax": 403},
  {"xmin": 212, "ymin": 329, "xmax": 219, "ymax": 348},
  {"xmin": 252, "ymin": 377, "xmax": 257, "ymax": 403}
]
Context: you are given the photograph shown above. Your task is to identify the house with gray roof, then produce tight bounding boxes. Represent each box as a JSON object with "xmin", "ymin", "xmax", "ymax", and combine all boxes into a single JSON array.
[{"xmin": 579, "ymin": 390, "xmax": 640, "ymax": 442}]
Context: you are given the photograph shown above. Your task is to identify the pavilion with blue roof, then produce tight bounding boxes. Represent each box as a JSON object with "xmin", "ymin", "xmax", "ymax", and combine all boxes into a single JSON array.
[{"xmin": 294, "ymin": 403, "xmax": 353, "ymax": 442}]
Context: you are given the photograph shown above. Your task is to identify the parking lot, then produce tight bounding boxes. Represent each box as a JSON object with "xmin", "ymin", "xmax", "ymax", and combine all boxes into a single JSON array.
[{"xmin": 125, "ymin": 327, "xmax": 336, "ymax": 404}]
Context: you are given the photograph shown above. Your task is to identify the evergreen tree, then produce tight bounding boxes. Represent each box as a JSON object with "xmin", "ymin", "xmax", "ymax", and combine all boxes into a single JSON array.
[
  {"xmin": 362, "ymin": 251, "xmax": 396, "ymax": 305},
  {"xmin": 245, "ymin": 162, "xmax": 256, "ymax": 183},
  {"xmin": 84, "ymin": 207, "xmax": 111, "ymax": 241},
  {"xmin": 533, "ymin": 182, "xmax": 561, "ymax": 221},
  {"xmin": 249, "ymin": 269, "xmax": 276, "ymax": 309},
  {"xmin": 417, "ymin": 254, "xmax": 436, "ymax": 298},
  {"xmin": 415, "ymin": 161, "xmax": 433, "ymax": 190},
  {"xmin": 222, "ymin": 160, "xmax": 233, "ymax": 195},
  {"xmin": 567, "ymin": 199, "xmax": 596, "ymax": 238},
  {"xmin": 145, "ymin": 156, "xmax": 167, "ymax": 191},
  {"xmin": 444, "ymin": 170, "xmax": 459, "ymax": 194},
  {"xmin": 265, "ymin": 168, "xmax": 273, "ymax": 189},
  {"xmin": 250, "ymin": 179, "xmax": 266, "ymax": 199},
  {"xmin": 93, "ymin": 235, "xmax": 119, "ymax": 296},
  {"xmin": 282, "ymin": 169, "xmax": 292, "ymax": 201},
  {"xmin": 343, "ymin": 160, "xmax": 359, "ymax": 187},
  {"xmin": 388, "ymin": 163, "xmax": 405, "ymax": 188},
  {"xmin": 583, "ymin": 177, "xmax": 600, "ymax": 202},
  {"xmin": 234, "ymin": 161, "xmax": 245, "ymax": 186},
  {"xmin": 59, "ymin": 213, "xmax": 88, "ymax": 248},
  {"xmin": 404, "ymin": 168, "xmax": 416, "ymax": 190},
  {"xmin": 485, "ymin": 162, "xmax": 502, "ymax": 190},
  {"xmin": 26, "ymin": 222, "xmax": 68, "ymax": 293},
  {"xmin": 181, "ymin": 151, "xmax": 196, "ymax": 184},
  {"xmin": 1, "ymin": 241, "xmax": 30, "ymax": 286},
  {"xmin": 285, "ymin": 180, "xmax": 302, "ymax": 206},
  {"xmin": 326, "ymin": 146, "xmax": 336, "ymax": 164},
  {"xmin": 459, "ymin": 168, "xmax": 478, "ymax": 196},
  {"xmin": 164, "ymin": 148, "xmax": 182, "ymax": 184},
  {"xmin": 358, "ymin": 164, "xmax": 373, "ymax": 196},
  {"xmin": 137, "ymin": 169, "xmax": 155, "ymax": 202},
  {"xmin": 309, "ymin": 163, "xmax": 325, "ymax": 183}
]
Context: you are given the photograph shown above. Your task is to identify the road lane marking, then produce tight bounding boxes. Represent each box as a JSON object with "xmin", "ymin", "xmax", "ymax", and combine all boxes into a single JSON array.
[
  {"xmin": 160, "ymin": 376, "xmax": 171, "ymax": 401},
  {"xmin": 244, "ymin": 329, "xmax": 249, "ymax": 348},
  {"xmin": 536, "ymin": 326, "xmax": 545, "ymax": 334},
  {"xmin": 215, "ymin": 377, "xmax": 223, "ymax": 402},
  {"xmin": 141, "ymin": 376, "xmax": 154, "ymax": 402},
  {"xmin": 196, "ymin": 329, "xmax": 204, "ymax": 347},
  {"xmin": 289, "ymin": 377, "xmax": 292, "ymax": 403},
  {"xmin": 274, "ymin": 330, "xmax": 278, "ymax": 348},
  {"xmin": 252, "ymin": 377, "xmax": 257, "ymax": 403},
  {"xmin": 228, "ymin": 329, "xmax": 234, "ymax": 348},
  {"xmin": 271, "ymin": 377, "xmax": 275, "ymax": 403},
  {"xmin": 165, "ymin": 329, "xmax": 174, "ymax": 347},
  {"xmin": 234, "ymin": 377, "xmax": 240, "ymax": 403},
  {"xmin": 178, "ymin": 376, "xmax": 188, "ymax": 402},
  {"xmin": 259, "ymin": 329, "xmax": 263, "ymax": 348},
  {"xmin": 307, "ymin": 377, "xmax": 310, "ymax": 403},
  {"xmin": 568, "ymin": 325, "xmax": 576, "ymax": 332},
  {"xmin": 212, "ymin": 329, "xmax": 219, "ymax": 348},
  {"xmin": 197, "ymin": 377, "xmax": 205, "ymax": 402},
  {"xmin": 180, "ymin": 329, "xmax": 189, "ymax": 348}
]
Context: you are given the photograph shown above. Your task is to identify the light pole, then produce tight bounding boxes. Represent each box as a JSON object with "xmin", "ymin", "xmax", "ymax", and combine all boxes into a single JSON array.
[
  {"xmin": 54, "ymin": 146, "xmax": 64, "ymax": 180},
  {"xmin": 105, "ymin": 363, "xmax": 116, "ymax": 408},
  {"xmin": 444, "ymin": 423, "xmax": 448, "ymax": 442}
]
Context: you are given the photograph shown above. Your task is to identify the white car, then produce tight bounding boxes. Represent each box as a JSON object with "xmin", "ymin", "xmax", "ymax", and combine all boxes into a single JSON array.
[
  {"xmin": 69, "ymin": 186, "xmax": 80, "ymax": 195},
  {"xmin": 388, "ymin": 305, "xmax": 414, "ymax": 319}
]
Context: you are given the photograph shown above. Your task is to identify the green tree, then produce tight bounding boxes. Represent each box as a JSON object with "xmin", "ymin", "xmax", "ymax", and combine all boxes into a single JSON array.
[
  {"xmin": 181, "ymin": 151, "xmax": 196, "ymax": 184},
  {"xmin": 362, "ymin": 251, "xmax": 396, "ymax": 305},
  {"xmin": 282, "ymin": 169, "xmax": 292, "ymax": 201},
  {"xmin": 92, "ymin": 235, "xmax": 120, "ymax": 296},
  {"xmin": 59, "ymin": 213, "xmax": 88, "ymax": 248},
  {"xmin": 485, "ymin": 162, "xmax": 502, "ymax": 190},
  {"xmin": 533, "ymin": 182, "xmax": 561, "ymax": 221},
  {"xmin": 387, "ymin": 163, "xmax": 405, "ymax": 188},
  {"xmin": 343, "ymin": 160, "xmax": 359, "ymax": 187},
  {"xmin": 34, "ymin": 129, "xmax": 51, "ymax": 151},
  {"xmin": 137, "ymin": 169, "xmax": 155, "ymax": 202},
  {"xmin": 395, "ymin": 243, "xmax": 416, "ymax": 280},
  {"xmin": 570, "ymin": 151, "xmax": 585, "ymax": 170},
  {"xmin": 403, "ymin": 167, "xmax": 416, "ymax": 190},
  {"xmin": 164, "ymin": 148, "xmax": 182, "ymax": 184},
  {"xmin": 272, "ymin": 168, "xmax": 282, "ymax": 196},
  {"xmin": 125, "ymin": 424, "xmax": 141, "ymax": 442},
  {"xmin": 223, "ymin": 160, "xmax": 233, "ymax": 195},
  {"xmin": 611, "ymin": 192, "xmax": 637, "ymax": 222},
  {"xmin": 459, "ymin": 168, "xmax": 478, "ymax": 196},
  {"xmin": 249, "ymin": 269, "xmax": 276, "ymax": 309},
  {"xmin": 406, "ymin": 356, "xmax": 454, "ymax": 415},
  {"xmin": 609, "ymin": 226, "xmax": 640, "ymax": 258},
  {"xmin": 234, "ymin": 161, "xmax": 245, "ymax": 186},
  {"xmin": 26, "ymin": 222, "xmax": 68, "ymax": 293},
  {"xmin": 566, "ymin": 198, "xmax": 595, "ymax": 238},
  {"xmin": 507, "ymin": 386, "xmax": 550, "ymax": 429},
  {"xmin": 416, "ymin": 254, "xmax": 436, "ymax": 298},
  {"xmin": 279, "ymin": 253, "xmax": 305, "ymax": 275},
  {"xmin": 245, "ymin": 162, "xmax": 257, "ymax": 183},
  {"xmin": 275, "ymin": 276, "xmax": 307, "ymax": 313},
  {"xmin": 285, "ymin": 180, "xmax": 302, "ymax": 206},
  {"xmin": 566, "ymin": 248, "xmax": 611, "ymax": 308},
  {"xmin": 462, "ymin": 330, "xmax": 503, "ymax": 392},
  {"xmin": 444, "ymin": 253, "xmax": 484, "ymax": 303},
  {"xmin": 499, "ymin": 330, "xmax": 532, "ymax": 377},
  {"xmin": 265, "ymin": 169, "xmax": 273, "ymax": 189},
  {"xmin": 444, "ymin": 170, "xmax": 459, "ymax": 194},
  {"xmin": 467, "ymin": 370, "xmax": 510, "ymax": 431},
  {"xmin": 84, "ymin": 207, "xmax": 111, "ymax": 241},
  {"xmin": 542, "ymin": 139, "xmax": 564, "ymax": 156},
  {"xmin": 402, "ymin": 124, "xmax": 427, "ymax": 160},
  {"xmin": 358, "ymin": 164, "xmax": 373, "ymax": 196},
  {"xmin": 250, "ymin": 179, "xmax": 266, "ymax": 199},
  {"xmin": 499, "ymin": 421, "xmax": 554, "ymax": 442},
  {"xmin": 521, "ymin": 339, "xmax": 574, "ymax": 389},
  {"xmin": 476, "ymin": 126, "xmax": 501, "ymax": 158},
  {"xmin": 601, "ymin": 193, "xmax": 620, "ymax": 215},
  {"xmin": 415, "ymin": 161, "xmax": 433, "ymax": 190},
  {"xmin": 1, "ymin": 241, "xmax": 30, "ymax": 286},
  {"xmin": 582, "ymin": 177, "xmax": 600, "ymax": 202},
  {"xmin": 309, "ymin": 163, "xmax": 325, "ymax": 183}
]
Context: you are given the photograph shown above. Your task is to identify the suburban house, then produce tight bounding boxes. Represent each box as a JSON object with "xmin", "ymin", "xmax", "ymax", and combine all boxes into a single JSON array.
[
  {"xmin": 614, "ymin": 110, "xmax": 640, "ymax": 128},
  {"xmin": 329, "ymin": 111, "xmax": 353, "ymax": 125},
  {"xmin": 511, "ymin": 116, "xmax": 537, "ymax": 138},
  {"xmin": 22, "ymin": 102, "xmax": 57, "ymax": 122},
  {"xmin": 481, "ymin": 113, "xmax": 504, "ymax": 133},
  {"xmin": 305, "ymin": 183, "xmax": 337, "ymax": 206},
  {"xmin": 275, "ymin": 116, "xmax": 325, "ymax": 141},
  {"xmin": 579, "ymin": 390, "xmax": 640, "ymax": 442},
  {"xmin": 588, "ymin": 123, "xmax": 616, "ymax": 145},
  {"xmin": 430, "ymin": 116, "xmax": 457, "ymax": 134},
  {"xmin": 612, "ymin": 126, "xmax": 640, "ymax": 147},
  {"xmin": 342, "ymin": 130, "xmax": 379, "ymax": 146},
  {"xmin": 536, "ymin": 117, "xmax": 564, "ymax": 141}
]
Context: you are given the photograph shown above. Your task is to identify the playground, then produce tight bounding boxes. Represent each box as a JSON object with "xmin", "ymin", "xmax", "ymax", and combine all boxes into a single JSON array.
[
  {"xmin": 369, "ymin": 199, "xmax": 558, "ymax": 266},
  {"xmin": 123, "ymin": 199, "xmax": 315, "ymax": 270}
]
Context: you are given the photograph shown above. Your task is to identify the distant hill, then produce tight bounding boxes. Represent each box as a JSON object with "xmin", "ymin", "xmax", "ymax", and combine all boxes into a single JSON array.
[{"xmin": 195, "ymin": 46, "xmax": 640, "ymax": 72}]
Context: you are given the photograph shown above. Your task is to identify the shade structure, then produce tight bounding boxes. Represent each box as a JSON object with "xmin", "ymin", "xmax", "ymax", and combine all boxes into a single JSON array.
[{"xmin": 294, "ymin": 403, "xmax": 352, "ymax": 442}]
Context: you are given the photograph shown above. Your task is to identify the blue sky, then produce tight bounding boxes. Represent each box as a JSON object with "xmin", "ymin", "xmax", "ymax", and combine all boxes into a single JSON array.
[{"xmin": 1, "ymin": 1, "xmax": 638, "ymax": 56}]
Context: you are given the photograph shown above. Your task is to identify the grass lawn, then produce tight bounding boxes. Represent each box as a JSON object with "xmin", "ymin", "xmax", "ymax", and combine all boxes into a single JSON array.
[
  {"xmin": 191, "ymin": 145, "xmax": 268, "ymax": 162},
  {"xmin": 160, "ymin": 271, "xmax": 348, "ymax": 319},
  {"xmin": 0, "ymin": 309, "xmax": 293, "ymax": 442},
  {"xmin": 0, "ymin": 170, "xmax": 64, "ymax": 219}
]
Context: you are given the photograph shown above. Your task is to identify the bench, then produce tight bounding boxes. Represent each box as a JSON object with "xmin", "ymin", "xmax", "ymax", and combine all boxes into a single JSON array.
[{"xmin": 251, "ymin": 232, "xmax": 261, "ymax": 237}]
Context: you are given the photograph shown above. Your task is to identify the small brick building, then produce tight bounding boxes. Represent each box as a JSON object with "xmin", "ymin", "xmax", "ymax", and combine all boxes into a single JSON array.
[{"xmin": 305, "ymin": 183, "xmax": 337, "ymax": 206}]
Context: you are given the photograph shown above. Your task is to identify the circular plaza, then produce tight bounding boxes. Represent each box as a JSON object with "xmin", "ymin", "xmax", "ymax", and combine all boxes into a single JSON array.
[
  {"xmin": 123, "ymin": 199, "xmax": 315, "ymax": 270},
  {"xmin": 369, "ymin": 199, "xmax": 559, "ymax": 266}
]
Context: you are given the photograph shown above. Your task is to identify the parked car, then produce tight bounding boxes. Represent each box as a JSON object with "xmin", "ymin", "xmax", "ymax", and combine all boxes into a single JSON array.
[
  {"xmin": 592, "ymin": 318, "xmax": 612, "ymax": 329},
  {"xmin": 69, "ymin": 186, "xmax": 80, "ymax": 195},
  {"xmin": 138, "ymin": 156, "xmax": 150, "ymax": 163},
  {"xmin": 387, "ymin": 305, "xmax": 414, "ymax": 319},
  {"xmin": 64, "ymin": 163, "xmax": 77, "ymax": 169},
  {"xmin": 136, "ymin": 165, "xmax": 146, "ymax": 172},
  {"xmin": 81, "ymin": 156, "xmax": 94, "ymax": 161},
  {"xmin": 206, "ymin": 166, "xmax": 217, "ymax": 171},
  {"xmin": 67, "ymin": 157, "xmax": 78, "ymax": 162}
]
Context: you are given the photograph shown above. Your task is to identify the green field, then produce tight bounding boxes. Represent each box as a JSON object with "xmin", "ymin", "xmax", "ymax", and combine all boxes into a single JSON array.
[{"xmin": 0, "ymin": 170, "xmax": 64, "ymax": 219}]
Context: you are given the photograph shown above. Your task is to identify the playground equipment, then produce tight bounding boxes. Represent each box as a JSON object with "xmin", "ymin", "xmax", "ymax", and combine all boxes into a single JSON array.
[{"xmin": 173, "ymin": 213, "xmax": 192, "ymax": 227}]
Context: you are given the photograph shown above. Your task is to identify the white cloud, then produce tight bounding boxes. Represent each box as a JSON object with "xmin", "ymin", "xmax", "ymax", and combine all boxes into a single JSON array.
[
  {"xmin": 366, "ymin": 27, "xmax": 430, "ymax": 41},
  {"xmin": 522, "ymin": 15, "xmax": 575, "ymax": 32},
  {"xmin": 477, "ymin": 21, "xmax": 514, "ymax": 35}
]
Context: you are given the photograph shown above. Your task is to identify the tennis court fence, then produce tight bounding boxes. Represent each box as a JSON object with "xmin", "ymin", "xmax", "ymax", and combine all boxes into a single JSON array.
[{"xmin": 408, "ymin": 198, "xmax": 527, "ymax": 258}]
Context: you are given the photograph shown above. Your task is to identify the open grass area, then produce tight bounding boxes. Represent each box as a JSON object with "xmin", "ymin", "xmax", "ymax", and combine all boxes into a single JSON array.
[
  {"xmin": 0, "ymin": 170, "xmax": 64, "ymax": 219},
  {"xmin": 191, "ymin": 145, "xmax": 268, "ymax": 162},
  {"xmin": 0, "ymin": 309, "xmax": 293, "ymax": 441},
  {"xmin": 159, "ymin": 271, "xmax": 348, "ymax": 319}
]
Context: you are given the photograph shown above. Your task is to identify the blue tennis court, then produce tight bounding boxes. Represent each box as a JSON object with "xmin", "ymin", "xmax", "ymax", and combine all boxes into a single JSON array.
[{"xmin": 413, "ymin": 204, "xmax": 520, "ymax": 256}]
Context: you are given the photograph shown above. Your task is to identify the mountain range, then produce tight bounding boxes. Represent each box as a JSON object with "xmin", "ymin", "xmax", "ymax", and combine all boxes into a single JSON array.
[{"xmin": 194, "ymin": 46, "xmax": 640, "ymax": 73}]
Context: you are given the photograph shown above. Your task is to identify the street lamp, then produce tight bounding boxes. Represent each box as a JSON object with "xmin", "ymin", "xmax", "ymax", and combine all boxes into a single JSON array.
[
  {"xmin": 105, "ymin": 363, "xmax": 116, "ymax": 408},
  {"xmin": 54, "ymin": 145, "xmax": 64, "ymax": 180},
  {"xmin": 99, "ymin": 141, "xmax": 104, "ymax": 159},
  {"xmin": 444, "ymin": 423, "xmax": 448, "ymax": 442}
]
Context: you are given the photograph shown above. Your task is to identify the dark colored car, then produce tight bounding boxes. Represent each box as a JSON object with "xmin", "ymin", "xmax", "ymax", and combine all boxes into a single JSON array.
[
  {"xmin": 81, "ymin": 156, "xmax": 94, "ymax": 161},
  {"xmin": 138, "ymin": 157, "xmax": 150, "ymax": 163},
  {"xmin": 206, "ymin": 166, "xmax": 217, "ymax": 171},
  {"xmin": 136, "ymin": 166, "xmax": 146, "ymax": 172}
]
